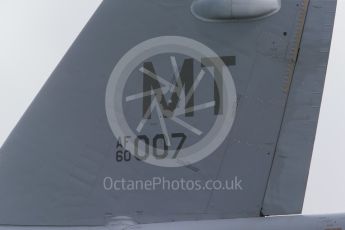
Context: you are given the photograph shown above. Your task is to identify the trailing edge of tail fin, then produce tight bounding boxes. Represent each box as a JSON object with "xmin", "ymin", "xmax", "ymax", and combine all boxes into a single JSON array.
[{"xmin": 262, "ymin": 0, "xmax": 337, "ymax": 215}]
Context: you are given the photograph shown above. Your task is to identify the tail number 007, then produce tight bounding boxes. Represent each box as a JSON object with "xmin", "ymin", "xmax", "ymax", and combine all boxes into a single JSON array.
[{"xmin": 115, "ymin": 133, "xmax": 187, "ymax": 162}]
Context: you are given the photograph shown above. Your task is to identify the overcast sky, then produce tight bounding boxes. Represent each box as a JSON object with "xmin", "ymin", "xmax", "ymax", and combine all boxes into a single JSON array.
[{"xmin": 0, "ymin": 0, "xmax": 344, "ymax": 215}]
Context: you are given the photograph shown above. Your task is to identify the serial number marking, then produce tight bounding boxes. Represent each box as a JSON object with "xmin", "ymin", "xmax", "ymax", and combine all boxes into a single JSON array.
[{"xmin": 115, "ymin": 133, "xmax": 187, "ymax": 162}]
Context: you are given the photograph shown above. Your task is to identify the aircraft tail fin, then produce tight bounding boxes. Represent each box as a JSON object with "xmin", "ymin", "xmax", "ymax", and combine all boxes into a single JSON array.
[{"xmin": 0, "ymin": 0, "xmax": 336, "ymax": 225}]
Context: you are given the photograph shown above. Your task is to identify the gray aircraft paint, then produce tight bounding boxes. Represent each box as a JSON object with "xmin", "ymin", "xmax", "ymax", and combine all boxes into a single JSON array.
[
  {"xmin": 0, "ymin": 214, "xmax": 345, "ymax": 230},
  {"xmin": 105, "ymin": 36, "xmax": 237, "ymax": 167},
  {"xmin": 262, "ymin": 0, "xmax": 337, "ymax": 215},
  {"xmin": 0, "ymin": 0, "xmax": 336, "ymax": 226}
]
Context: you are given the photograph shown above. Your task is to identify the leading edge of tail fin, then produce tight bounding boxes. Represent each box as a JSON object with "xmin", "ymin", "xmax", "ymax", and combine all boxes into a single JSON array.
[
  {"xmin": 0, "ymin": 0, "xmax": 336, "ymax": 225},
  {"xmin": 262, "ymin": 0, "xmax": 337, "ymax": 216}
]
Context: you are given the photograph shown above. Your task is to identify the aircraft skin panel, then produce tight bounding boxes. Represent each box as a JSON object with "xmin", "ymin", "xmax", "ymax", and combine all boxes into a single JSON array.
[
  {"xmin": 0, "ymin": 214, "xmax": 344, "ymax": 230},
  {"xmin": 0, "ymin": 0, "xmax": 336, "ymax": 226},
  {"xmin": 126, "ymin": 214, "xmax": 345, "ymax": 230},
  {"xmin": 262, "ymin": 0, "xmax": 337, "ymax": 215}
]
